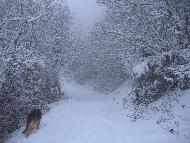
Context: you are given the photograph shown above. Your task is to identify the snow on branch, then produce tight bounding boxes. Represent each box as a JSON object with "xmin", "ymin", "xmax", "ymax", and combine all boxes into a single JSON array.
[
  {"xmin": 27, "ymin": 13, "xmax": 48, "ymax": 22},
  {"xmin": 132, "ymin": 61, "xmax": 149, "ymax": 78},
  {"xmin": 4, "ymin": 13, "xmax": 48, "ymax": 23}
]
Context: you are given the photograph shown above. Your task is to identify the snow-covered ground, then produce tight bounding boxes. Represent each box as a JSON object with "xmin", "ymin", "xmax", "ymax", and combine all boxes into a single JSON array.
[{"xmin": 6, "ymin": 80, "xmax": 190, "ymax": 143}]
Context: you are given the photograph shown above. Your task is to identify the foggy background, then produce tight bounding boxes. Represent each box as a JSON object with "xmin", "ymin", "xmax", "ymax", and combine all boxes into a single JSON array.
[{"xmin": 66, "ymin": 0, "xmax": 105, "ymax": 33}]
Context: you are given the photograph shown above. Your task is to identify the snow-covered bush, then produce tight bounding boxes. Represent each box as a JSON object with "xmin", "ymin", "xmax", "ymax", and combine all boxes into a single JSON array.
[
  {"xmin": 96, "ymin": 0, "xmax": 190, "ymax": 104},
  {"xmin": 0, "ymin": 0, "xmax": 72, "ymax": 142},
  {"xmin": 132, "ymin": 51, "xmax": 190, "ymax": 105},
  {"xmin": 0, "ymin": 56, "xmax": 63, "ymax": 142}
]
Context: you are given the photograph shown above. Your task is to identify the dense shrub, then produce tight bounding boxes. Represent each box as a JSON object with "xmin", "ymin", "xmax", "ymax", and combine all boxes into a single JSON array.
[
  {"xmin": 132, "ymin": 51, "xmax": 190, "ymax": 105},
  {"xmin": 0, "ymin": 0, "xmax": 72, "ymax": 142},
  {"xmin": 0, "ymin": 56, "xmax": 63, "ymax": 142}
]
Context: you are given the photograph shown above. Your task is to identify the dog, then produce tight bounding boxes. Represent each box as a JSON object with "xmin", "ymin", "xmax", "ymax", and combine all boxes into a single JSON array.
[{"xmin": 22, "ymin": 106, "xmax": 42, "ymax": 137}]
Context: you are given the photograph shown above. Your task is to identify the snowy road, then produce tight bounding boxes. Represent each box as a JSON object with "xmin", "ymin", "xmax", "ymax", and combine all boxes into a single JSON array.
[{"xmin": 6, "ymin": 81, "xmax": 188, "ymax": 143}]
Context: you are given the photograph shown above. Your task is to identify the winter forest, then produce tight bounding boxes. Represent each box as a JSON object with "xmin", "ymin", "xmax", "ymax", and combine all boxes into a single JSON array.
[{"xmin": 0, "ymin": 0, "xmax": 190, "ymax": 142}]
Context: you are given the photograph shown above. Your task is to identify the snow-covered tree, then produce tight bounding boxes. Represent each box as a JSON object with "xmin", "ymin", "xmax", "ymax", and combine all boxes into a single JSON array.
[
  {"xmin": 0, "ymin": 0, "xmax": 72, "ymax": 141},
  {"xmin": 94, "ymin": 0, "xmax": 190, "ymax": 99}
]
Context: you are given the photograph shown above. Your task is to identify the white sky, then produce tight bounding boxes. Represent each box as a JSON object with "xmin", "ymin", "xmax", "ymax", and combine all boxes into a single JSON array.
[{"xmin": 66, "ymin": 0, "xmax": 105, "ymax": 33}]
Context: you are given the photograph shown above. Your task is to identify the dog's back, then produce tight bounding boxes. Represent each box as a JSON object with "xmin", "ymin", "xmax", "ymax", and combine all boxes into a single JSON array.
[
  {"xmin": 28, "ymin": 109, "xmax": 42, "ymax": 121},
  {"xmin": 23, "ymin": 108, "xmax": 42, "ymax": 137}
]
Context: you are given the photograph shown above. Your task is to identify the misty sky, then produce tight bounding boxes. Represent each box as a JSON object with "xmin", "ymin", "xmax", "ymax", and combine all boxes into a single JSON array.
[{"xmin": 66, "ymin": 0, "xmax": 105, "ymax": 32}]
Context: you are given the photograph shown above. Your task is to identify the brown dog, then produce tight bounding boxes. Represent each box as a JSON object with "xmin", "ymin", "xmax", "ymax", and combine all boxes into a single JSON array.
[{"xmin": 22, "ymin": 107, "xmax": 42, "ymax": 137}]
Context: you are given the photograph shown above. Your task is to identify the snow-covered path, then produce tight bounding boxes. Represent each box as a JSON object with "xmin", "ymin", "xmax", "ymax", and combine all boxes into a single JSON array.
[{"xmin": 6, "ymin": 81, "xmax": 188, "ymax": 143}]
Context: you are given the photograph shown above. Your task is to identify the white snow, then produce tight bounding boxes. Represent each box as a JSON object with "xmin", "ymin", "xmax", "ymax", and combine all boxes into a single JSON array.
[
  {"xmin": 164, "ymin": 76, "xmax": 174, "ymax": 82},
  {"xmin": 6, "ymin": 80, "xmax": 190, "ymax": 143},
  {"xmin": 132, "ymin": 61, "xmax": 149, "ymax": 77}
]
